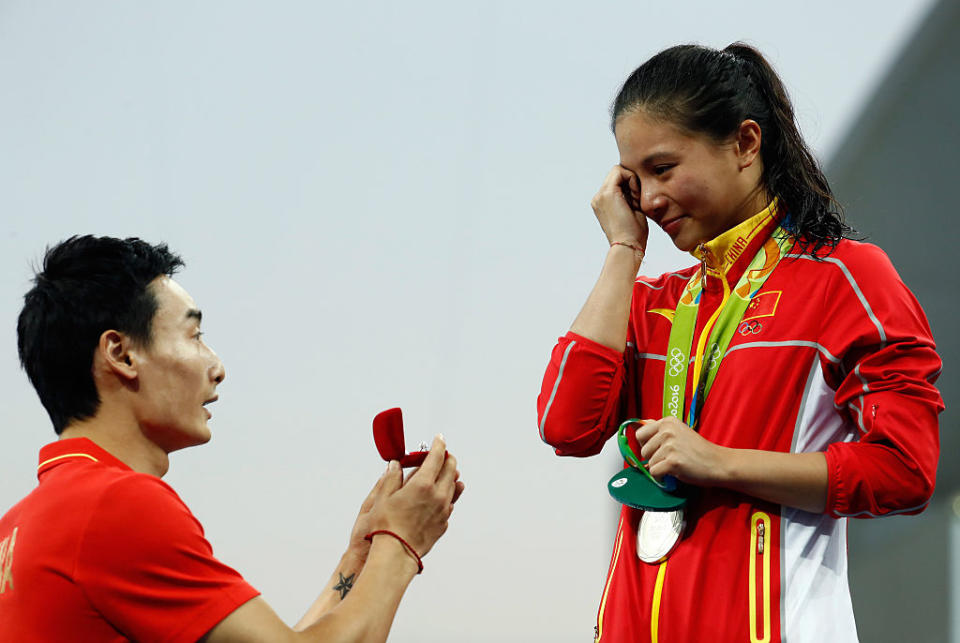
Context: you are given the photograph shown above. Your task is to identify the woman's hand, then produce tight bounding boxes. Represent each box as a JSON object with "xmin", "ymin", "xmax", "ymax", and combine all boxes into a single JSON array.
[
  {"xmin": 591, "ymin": 165, "xmax": 649, "ymax": 252},
  {"xmin": 635, "ymin": 418, "xmax": 829, "ymax": 512},
  {"xmin": 567, "ymin": 165, "xmax": 650, "ymax": 352},
  {"xmin": 635, "ymin": 417, "xmax": 728, "ymax": 486}
]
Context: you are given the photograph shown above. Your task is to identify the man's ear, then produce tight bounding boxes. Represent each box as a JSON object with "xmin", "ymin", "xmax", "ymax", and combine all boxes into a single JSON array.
[
  {"xmin": 735, "ymin": 119, "xmax": 763, "ymax": 170},
  {"xmin": 98, "ymin": 330, "xmax": 138, "ymax": 381}
]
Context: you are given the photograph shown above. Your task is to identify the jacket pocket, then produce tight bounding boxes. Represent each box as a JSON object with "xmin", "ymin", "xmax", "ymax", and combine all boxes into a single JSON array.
[{"xmin": 749, "ymin": 511, "xmax": 771, "ymax": 643}]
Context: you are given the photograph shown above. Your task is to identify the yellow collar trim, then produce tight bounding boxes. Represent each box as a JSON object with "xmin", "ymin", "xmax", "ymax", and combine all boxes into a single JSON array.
[
  {"xmin": 692, "ymin": 198, "xmax": 780, "ymax": 272},
  {"xmin": 38, "ymin": 453, "xmax": 99, "ymax": 471}
]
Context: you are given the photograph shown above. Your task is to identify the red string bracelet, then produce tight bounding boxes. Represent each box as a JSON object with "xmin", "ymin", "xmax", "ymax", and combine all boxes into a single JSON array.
[{"xmin": 364, "ymin": 530, "xmax": 423, "ymax": 574}]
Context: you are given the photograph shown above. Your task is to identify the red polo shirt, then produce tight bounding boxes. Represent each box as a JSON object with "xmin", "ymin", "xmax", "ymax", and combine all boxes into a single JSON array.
[{"xmin": 0, "ymin": 438, "xmax": 259, "ymax": 641}]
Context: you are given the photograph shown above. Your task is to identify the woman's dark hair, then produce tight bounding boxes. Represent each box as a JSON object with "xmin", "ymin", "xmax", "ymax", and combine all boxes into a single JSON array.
[
  {"xmin": 17, "ymin": 236, "xmax": 184, "ymax": 434},
  {"xmin": 612, "ymin": 42, "xmax": 851, "ymax": 255}
]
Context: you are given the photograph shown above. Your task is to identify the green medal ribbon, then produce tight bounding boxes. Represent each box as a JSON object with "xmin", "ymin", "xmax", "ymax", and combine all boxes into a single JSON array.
[
  {"xmin": 607, "ymin": 218, "xmax": 792, "ymax": 512},
  {"xmin": 663, "ymin": 226, "xmax": 792, "ymax": 428}
]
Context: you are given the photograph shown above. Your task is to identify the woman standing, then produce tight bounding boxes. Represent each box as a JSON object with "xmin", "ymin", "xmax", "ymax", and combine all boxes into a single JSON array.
[{"xmin": 537, "ymin": 43, "xmax": 942, "ymax": 642}]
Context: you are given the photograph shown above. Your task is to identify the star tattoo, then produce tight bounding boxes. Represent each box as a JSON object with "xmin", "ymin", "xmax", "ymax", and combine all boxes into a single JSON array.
[{"xmin": 333, "ymin": 572, "xmax": 355, "ymax": 599}]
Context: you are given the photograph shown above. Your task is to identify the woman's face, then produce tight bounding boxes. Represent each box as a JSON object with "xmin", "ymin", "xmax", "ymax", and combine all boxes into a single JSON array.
[{"xmin": 614, "ymin": 110, "xmax": 765, "ymax": 252}]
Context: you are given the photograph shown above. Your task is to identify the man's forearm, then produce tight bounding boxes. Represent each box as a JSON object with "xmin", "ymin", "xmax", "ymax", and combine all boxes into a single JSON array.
[
  {"xmin": 293, "ymin": 550, "xmax": 366, "ymax": 631},
  {"xmin": 201, "ymin": 538, "xmax": 419, "ymax": 643},
  {"xmin": 296, "ymin": 536, "xmax": 419, "ymax": 642}
]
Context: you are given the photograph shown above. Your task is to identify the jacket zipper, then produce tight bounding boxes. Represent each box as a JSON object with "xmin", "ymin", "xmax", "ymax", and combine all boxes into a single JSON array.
[
  {"xmin": 749, "ymin": 511, "xmax": 771, "ymax": 643},
  {"xmin": 699, "ymin": 243, "xmax": 708, "ymax": 291}
]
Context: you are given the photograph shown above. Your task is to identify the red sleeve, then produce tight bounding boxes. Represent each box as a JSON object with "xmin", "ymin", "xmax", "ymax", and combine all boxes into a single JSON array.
[
  {"xmin": 76, "ymin": 474, "xmax": 260, "ymax": 642},
  {"xmin": 537, "ymin": 330, "xmax": 628, "ymax": 456},
  {"xmin": 819, "ymin": 244, "xmax": 943, "ymax": 518}
]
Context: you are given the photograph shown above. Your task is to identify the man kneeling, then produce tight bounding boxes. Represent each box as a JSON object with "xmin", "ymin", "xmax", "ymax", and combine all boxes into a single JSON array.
[{"xmin": 0, "ymin": 235, "xmax": 464, "ymax": 641}]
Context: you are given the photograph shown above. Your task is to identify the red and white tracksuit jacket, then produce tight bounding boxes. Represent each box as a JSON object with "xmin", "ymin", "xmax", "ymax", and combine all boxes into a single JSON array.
[{"xmin": 537, "ymin": 213, "xmax": 942, "ymax": 643}]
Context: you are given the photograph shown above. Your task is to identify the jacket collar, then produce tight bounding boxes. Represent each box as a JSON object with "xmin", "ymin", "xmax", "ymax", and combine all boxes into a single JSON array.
[{"xmin": 690, "ymin": 198, "xmax": 784, "ymax": 289}]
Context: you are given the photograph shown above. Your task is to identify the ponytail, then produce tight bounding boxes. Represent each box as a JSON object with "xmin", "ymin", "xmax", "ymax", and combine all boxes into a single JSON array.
[{"xmin": 612, "ymin": 43, "xmax": 851, "ymax": 256}]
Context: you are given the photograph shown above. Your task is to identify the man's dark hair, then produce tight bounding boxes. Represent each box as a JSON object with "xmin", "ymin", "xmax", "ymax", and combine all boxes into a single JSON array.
[{"xmin": 17, "ymin": 236, "xmax": 184, "ymax": 434}]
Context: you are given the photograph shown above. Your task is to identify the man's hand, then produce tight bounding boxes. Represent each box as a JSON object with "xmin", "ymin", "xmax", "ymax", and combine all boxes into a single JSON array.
[
  {"xmin": 367, "ymin": 435, "xmax": 463, "ymax": 559},
  {"xmin": 344, "ymin": 438, "xmax": 464, "ymax": 568},
  {"xmin": 343, "ymin": 466, "xmax": 395, "ymax": 569},
  {"xmin": 203, "ymin": 437, "xmax": 465, "ymax": 643}
]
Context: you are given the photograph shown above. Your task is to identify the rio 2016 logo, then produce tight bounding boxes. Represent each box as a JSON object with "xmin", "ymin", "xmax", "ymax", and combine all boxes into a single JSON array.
[{"xmin": 667, "ymin": 383, "xmax": 681, "ymax": 418}]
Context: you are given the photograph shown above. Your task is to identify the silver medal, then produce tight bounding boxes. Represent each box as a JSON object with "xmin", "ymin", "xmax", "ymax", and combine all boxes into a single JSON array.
[{"xmin": 636, "ymin": 508, "xmax": 685, "ymax": 564}]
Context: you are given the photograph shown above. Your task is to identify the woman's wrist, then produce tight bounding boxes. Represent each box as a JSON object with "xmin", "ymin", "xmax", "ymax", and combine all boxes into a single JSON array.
[
  {"xmin": 709, "ymin": 445, "xmax": 738, "ymax": 487},
  {"xmin": 608, "ymin": 240, "xmax": 645, "ymax": 272},
  {"xmin": 609, "ymin": 238, "xmax": 645, "ymax": 252}
]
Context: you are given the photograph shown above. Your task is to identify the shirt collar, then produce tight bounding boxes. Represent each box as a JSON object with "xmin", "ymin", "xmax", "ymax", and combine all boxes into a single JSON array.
[
  {"xmin": 691, "ymin": 197, "xmax": 782, "ymax": 274},
  {"xmin": 37, "ymin": 437, "xmax": 131, "ymax": 480}
]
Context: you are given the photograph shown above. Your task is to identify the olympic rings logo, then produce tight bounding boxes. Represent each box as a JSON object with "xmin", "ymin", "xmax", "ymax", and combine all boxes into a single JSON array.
[
  {"xmin": 708, "ymin": 343, "xmax": 721, "ymax": 371},
  {"xmin": 738, "ymin": 320, "xmax": 763, "ymax": 335},
  {"xmin": 668, "ymin": 347, "xmax": 686, "ymax": 377}
]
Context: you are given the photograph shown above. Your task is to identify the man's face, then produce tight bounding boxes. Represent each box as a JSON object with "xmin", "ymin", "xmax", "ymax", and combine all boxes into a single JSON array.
[{"xmin": 132, "ymin": 277, "xmax": 225, "ymax": 453}]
